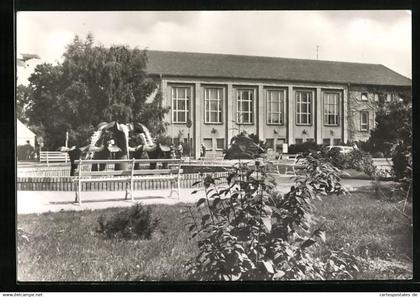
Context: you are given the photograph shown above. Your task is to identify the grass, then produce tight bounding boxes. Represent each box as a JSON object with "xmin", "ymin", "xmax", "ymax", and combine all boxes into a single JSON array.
[
  {"xmin": 17, "ymin": 190, "xmax": 412, "ymax": 281},
  {"xmin": 312, "ymin": 192, "xmax": 412, "ymax": 279},
  {"xmin": 17, "ymin": 205, "xmax": 198, "ymax": 281}
]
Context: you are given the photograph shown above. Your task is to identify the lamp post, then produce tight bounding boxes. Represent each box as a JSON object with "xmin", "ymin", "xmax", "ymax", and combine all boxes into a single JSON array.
[
  {"xmin": 273, "ymin": 128, "xmax": 278, "ymax": 152},
  {"xmin": 302, "ymin": 129, "xmax": 308, "ymax": 143},
  {"xmin": 330, "ymin": 129, "xmax": 334, "ymax": 146},
  {"xmin": 186, "ymin": 119, "xmax": 192, "ymax": 158},
  {"xmin": 65, "ymin": 131, "xmax": 69, "ymax": 148}
]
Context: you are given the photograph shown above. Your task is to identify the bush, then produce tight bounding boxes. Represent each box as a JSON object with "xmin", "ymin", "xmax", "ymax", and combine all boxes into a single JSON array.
[
  {"xmin": 97, "ymin": 203, "xmax": 158, "ymax": 240},
  {"xmin": 345, "ymin": 149, "xmax": 377, "ymax": 176},
  {"xmin": 322, "ymin": 147, "xmax": 347, "ymax": 169},
  {"xmin": 17, "ymin": 144, "xmax": 36, "ymax": 161},
  {"xmin": 312, "ymin": 148, "xmax": 377, "ymax": 177},
  {"xmin": 372, "ymin": 152, "xmax": 384, "ymax": 158},
  {"xmin": 181, "ymin": 166, "xmax": 227, "ymax": 174},
  {"xmin": 391, "ymin": 141, "xmax": 412, "ymax": 196},
  {"xmin": 184, "ymin": 157, "xmax": 359, "ymax": 281},
  {"xmin": 288, "ymin": 142, "xmax": 323, "ymax": 154}
]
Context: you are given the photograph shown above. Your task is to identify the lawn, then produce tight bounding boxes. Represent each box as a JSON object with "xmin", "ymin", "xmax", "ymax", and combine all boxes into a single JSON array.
[{"xmin": 17, "ymin": 190, "xmax": 412, "ymax": 281}]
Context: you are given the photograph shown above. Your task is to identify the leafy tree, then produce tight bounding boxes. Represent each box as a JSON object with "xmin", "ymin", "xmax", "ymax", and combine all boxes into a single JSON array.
[
  {"xmin": 361, "ymin": 99, "xmax": 412, "ymax": 199},
  {"xmin": 24, "ymin": 34, "xmax": 166, "ymax": 149},
  {"xmin": 16, "ymin": 84, "xmax": 33, "ymax": 124},
  {"xmin": 366, "ymin": 101, "xmax": 411, "ymax": 157}
]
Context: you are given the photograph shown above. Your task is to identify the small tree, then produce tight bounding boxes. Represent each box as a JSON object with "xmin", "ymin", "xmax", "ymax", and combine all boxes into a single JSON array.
[
  {"xmin": 368, "ymin": 101, "xmax": 411, "ymax": 157},
  {"xmin": 184, "ymin": 154, "xmax": 359, "ymax": 280}
]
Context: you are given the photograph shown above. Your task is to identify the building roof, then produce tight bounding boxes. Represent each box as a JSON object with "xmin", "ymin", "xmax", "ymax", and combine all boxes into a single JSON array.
[
  {"xmin": 146, "ymin": 50, "xmax": 411, "ymax": 87},
  {"xmin": 17, "ymin": 119, "xmax": 35, "ymax": 138}
]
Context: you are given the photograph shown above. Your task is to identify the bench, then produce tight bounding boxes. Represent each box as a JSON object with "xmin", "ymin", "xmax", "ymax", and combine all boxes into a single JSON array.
[
  {"xmin": 40, "ymin": 151, "xmax": 69, "ymax": 164},
  {"xmin": 73, "ymin": 158, "xmax": 183, "ymax": 205},
  {"xmin": 273, "ymin": 154, "xmax": 307, "ymax": 176}
]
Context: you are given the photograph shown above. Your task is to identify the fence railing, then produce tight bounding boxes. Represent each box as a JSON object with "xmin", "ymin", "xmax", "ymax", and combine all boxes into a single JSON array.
[
  {"xmin": 39, "ymin": 151, "xmax": 69, "ymax": 165},
  {"xmin": 17, "ymin": 171, "xmax": 229, "ymax": 191},
  {"xmin": 18, "ymin": 156, "xmax": 393, "ymax": 173}
]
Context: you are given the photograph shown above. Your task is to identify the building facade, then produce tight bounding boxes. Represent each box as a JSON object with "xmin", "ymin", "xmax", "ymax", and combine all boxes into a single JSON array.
[{"xmin": 146, "ymin": 50, "xmax": 411, "ymax": 159}]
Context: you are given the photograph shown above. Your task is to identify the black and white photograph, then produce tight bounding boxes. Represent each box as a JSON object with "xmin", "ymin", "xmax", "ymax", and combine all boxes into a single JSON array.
[{"xmin": 16, "ymin": 10, "xmax": 412, "ymax": 282}]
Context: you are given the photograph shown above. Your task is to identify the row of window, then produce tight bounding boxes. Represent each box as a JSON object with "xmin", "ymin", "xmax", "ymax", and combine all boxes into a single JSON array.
[
  {"xmin": 203, "ymin": 138, "xmax": 225, "ymax": 150},
  {"xmin": 265, "ymin": 137, "xmax": 342, "ymax": 146},
  {"xmin": 171, "ymin": 86, "xmax": 341, "ymax": 126},
  {"xmin": 360, "ymin": 92, "xmax": 395, "ymax": 102}
]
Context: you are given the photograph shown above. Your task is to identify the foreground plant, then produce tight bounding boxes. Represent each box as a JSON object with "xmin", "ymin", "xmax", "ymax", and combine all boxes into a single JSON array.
[
  {"xmin": 97, "ymin": 203, "xmax": 158, "ymax": 240},
  {"xmin": 184, "ymin": 155, "xmax": 360, "ymax": 281}
]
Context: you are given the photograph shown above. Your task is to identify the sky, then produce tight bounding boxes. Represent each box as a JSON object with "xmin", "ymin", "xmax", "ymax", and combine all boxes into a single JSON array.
[{"xmin": 16, "ymin": 10, "xmax": 412, "ymax": 85}]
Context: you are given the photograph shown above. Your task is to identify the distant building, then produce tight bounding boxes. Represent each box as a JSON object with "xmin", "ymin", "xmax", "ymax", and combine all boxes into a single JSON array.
[
  {"xmin": 17, "ymin": 119, "xmax": 36, "ymax": 147},
  {"xmin": 146, "ymin": 50, "xmax": 411, "ymax": 158}
]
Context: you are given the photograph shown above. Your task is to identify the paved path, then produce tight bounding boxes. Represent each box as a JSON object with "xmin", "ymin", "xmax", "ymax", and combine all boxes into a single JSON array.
[{"xmin": 17, "ymin": 178, "xmax": 385, "ymax": 214}]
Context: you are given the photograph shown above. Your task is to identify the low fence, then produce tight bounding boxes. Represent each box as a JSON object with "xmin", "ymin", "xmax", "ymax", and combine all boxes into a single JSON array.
[
  {"xmin": 16, "ymin": 157, "xmax": 393, "ymax": 191},
  {"xmin": 40, "ymin": 151, "xmax": 69, "ymax": 164},
  {"xmin": 18, "ymin": 164, "xmax": 71, "ymax": 177},
  {"xmin": 17, "ymin": 171, "xmax": 229, "ymax": 191}
]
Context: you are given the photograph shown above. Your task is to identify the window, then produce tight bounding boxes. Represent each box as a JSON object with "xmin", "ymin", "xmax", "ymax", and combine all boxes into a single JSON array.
[
  {"xmin": 360, "ymin": 111, "xmax": 369, "ymax": 131},
  {"xmin": 203, "ymin": 138, "xmax": 212, "ymax": 150},
  {"xmin": 295, "ymin": 138, "xmax": 303, "ymax": 144},
  {"xmin": 386, "ymin": 93, "xmax": 392, "ymax": 102},
  {"xmin": 265, "ymin": 138, "xmax": 274, "ymax": 149},
  {"xmin": 277, "ymin": 138, "xmax": 286, "ymax": 145},
  {"xmin": 307, "ymin": 138, "xmax": 315, "ymax": 143},
  {"xmin": 296, "ymin": 90, "xmax": 312, "ymax": 125},
  {"xmin": 361, "ymin": 93, "xmax": 368, "ymax": 101},
  {"xmin": 172, "ymin": 86, "xmax": 191, "ymax": 123},
  {"xmin": 323, "ymin": 139, "xmax": 331, "ymax": 146},
  {"xmin": 205, "ymin": 87, "xmax": 223, "ymax": 123},
  {"xmin": 266, "ymin": 89, "xmax": 285, "ymax": 124},
  {"xmin": 216, "ymin": 138, "xmax": 225, "ymax": 150},
  {"xmin": 324, "ymin": 92, "xmax": 340, "ymax": 126},
  {"xmin": 237, "ymin": 89, "xmax": 254, "ymax": 124},
  {"xmin": 374, "ymin": 93, "xmax": 379, "ymax": 102},
  {"xmin": 333, "ymin": 138, "xmax": 341, "ymax": 145}
]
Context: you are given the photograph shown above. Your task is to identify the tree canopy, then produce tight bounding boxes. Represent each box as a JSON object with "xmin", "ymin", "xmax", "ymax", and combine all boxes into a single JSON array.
[
  {"xmin": 365, "ymin": 100, "xmax": 412, "ymax": 156},
  {"xmin": 361, "ymin": 99, "xmax": 412, "ymax": 188},
  {"xmin": 18, "ymin": 34, "xmax": 168, "ymax": 150}
]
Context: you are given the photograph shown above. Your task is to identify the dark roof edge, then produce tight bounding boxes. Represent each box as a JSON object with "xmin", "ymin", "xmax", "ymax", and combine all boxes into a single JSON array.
[
  {"xmin": 378, "ymin": 64, "xmax": 412, "ymax": 82},
  {"xmin": 147, "ymin": 72, "xmax": 412, "ymax": 88},
  {"xmin": 147, "ymin": 49, "xmax": 386, "ymax": 67}
]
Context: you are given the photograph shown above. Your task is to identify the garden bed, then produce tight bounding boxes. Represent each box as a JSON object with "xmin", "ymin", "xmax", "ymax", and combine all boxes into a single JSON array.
[{"xmin": 17, "ymin": 190, "xmax": 412, "ymax": 281}]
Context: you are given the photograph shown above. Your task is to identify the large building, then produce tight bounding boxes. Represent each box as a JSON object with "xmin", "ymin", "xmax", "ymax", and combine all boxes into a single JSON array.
[{"xmin": 146, "ymin": 50, "xmax": 411, "ymax": 159}]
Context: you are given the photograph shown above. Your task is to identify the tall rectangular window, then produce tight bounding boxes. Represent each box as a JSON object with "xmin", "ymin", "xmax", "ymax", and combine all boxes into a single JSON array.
[
  {"xmin": 296, "ymin": 90, "xmax": 312, "ymax": 125},
  {"xmin": 324, "ymin": 92, "xmax": 340, "ymax": 126},
  {"xmin": 172, "ymin": 86, "xmax": 191, "ymax": 123},
  {"xmin": 360, "ymin": 111, "xmax": 369, "ymax": 131},
  {"xmin": 265, "ymin": 138, "xmax": 274, "ymax": 149},
  {"xmin": 203, "ymin": 138, "xmax": 213, "ymax": 150},
  {"xmin": 205, "ymin": 87, "xmax": 223, "ymax": 124},
  {"xmin": 266, "ymin": 89, "xmax": 285, "ymax": 125},
  {"xmin": 216, "ymin": 138, "xmax": 225, "ymax": 150},
  {"xmin": 237, "ymin": 89, "xmax": 254, "ymax": 124}
]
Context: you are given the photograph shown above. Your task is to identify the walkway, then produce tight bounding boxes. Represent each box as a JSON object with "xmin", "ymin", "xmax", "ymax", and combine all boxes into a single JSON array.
[{"xmin": 17, "ymin": 177, "xmax": 386, "ymax": 215}]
